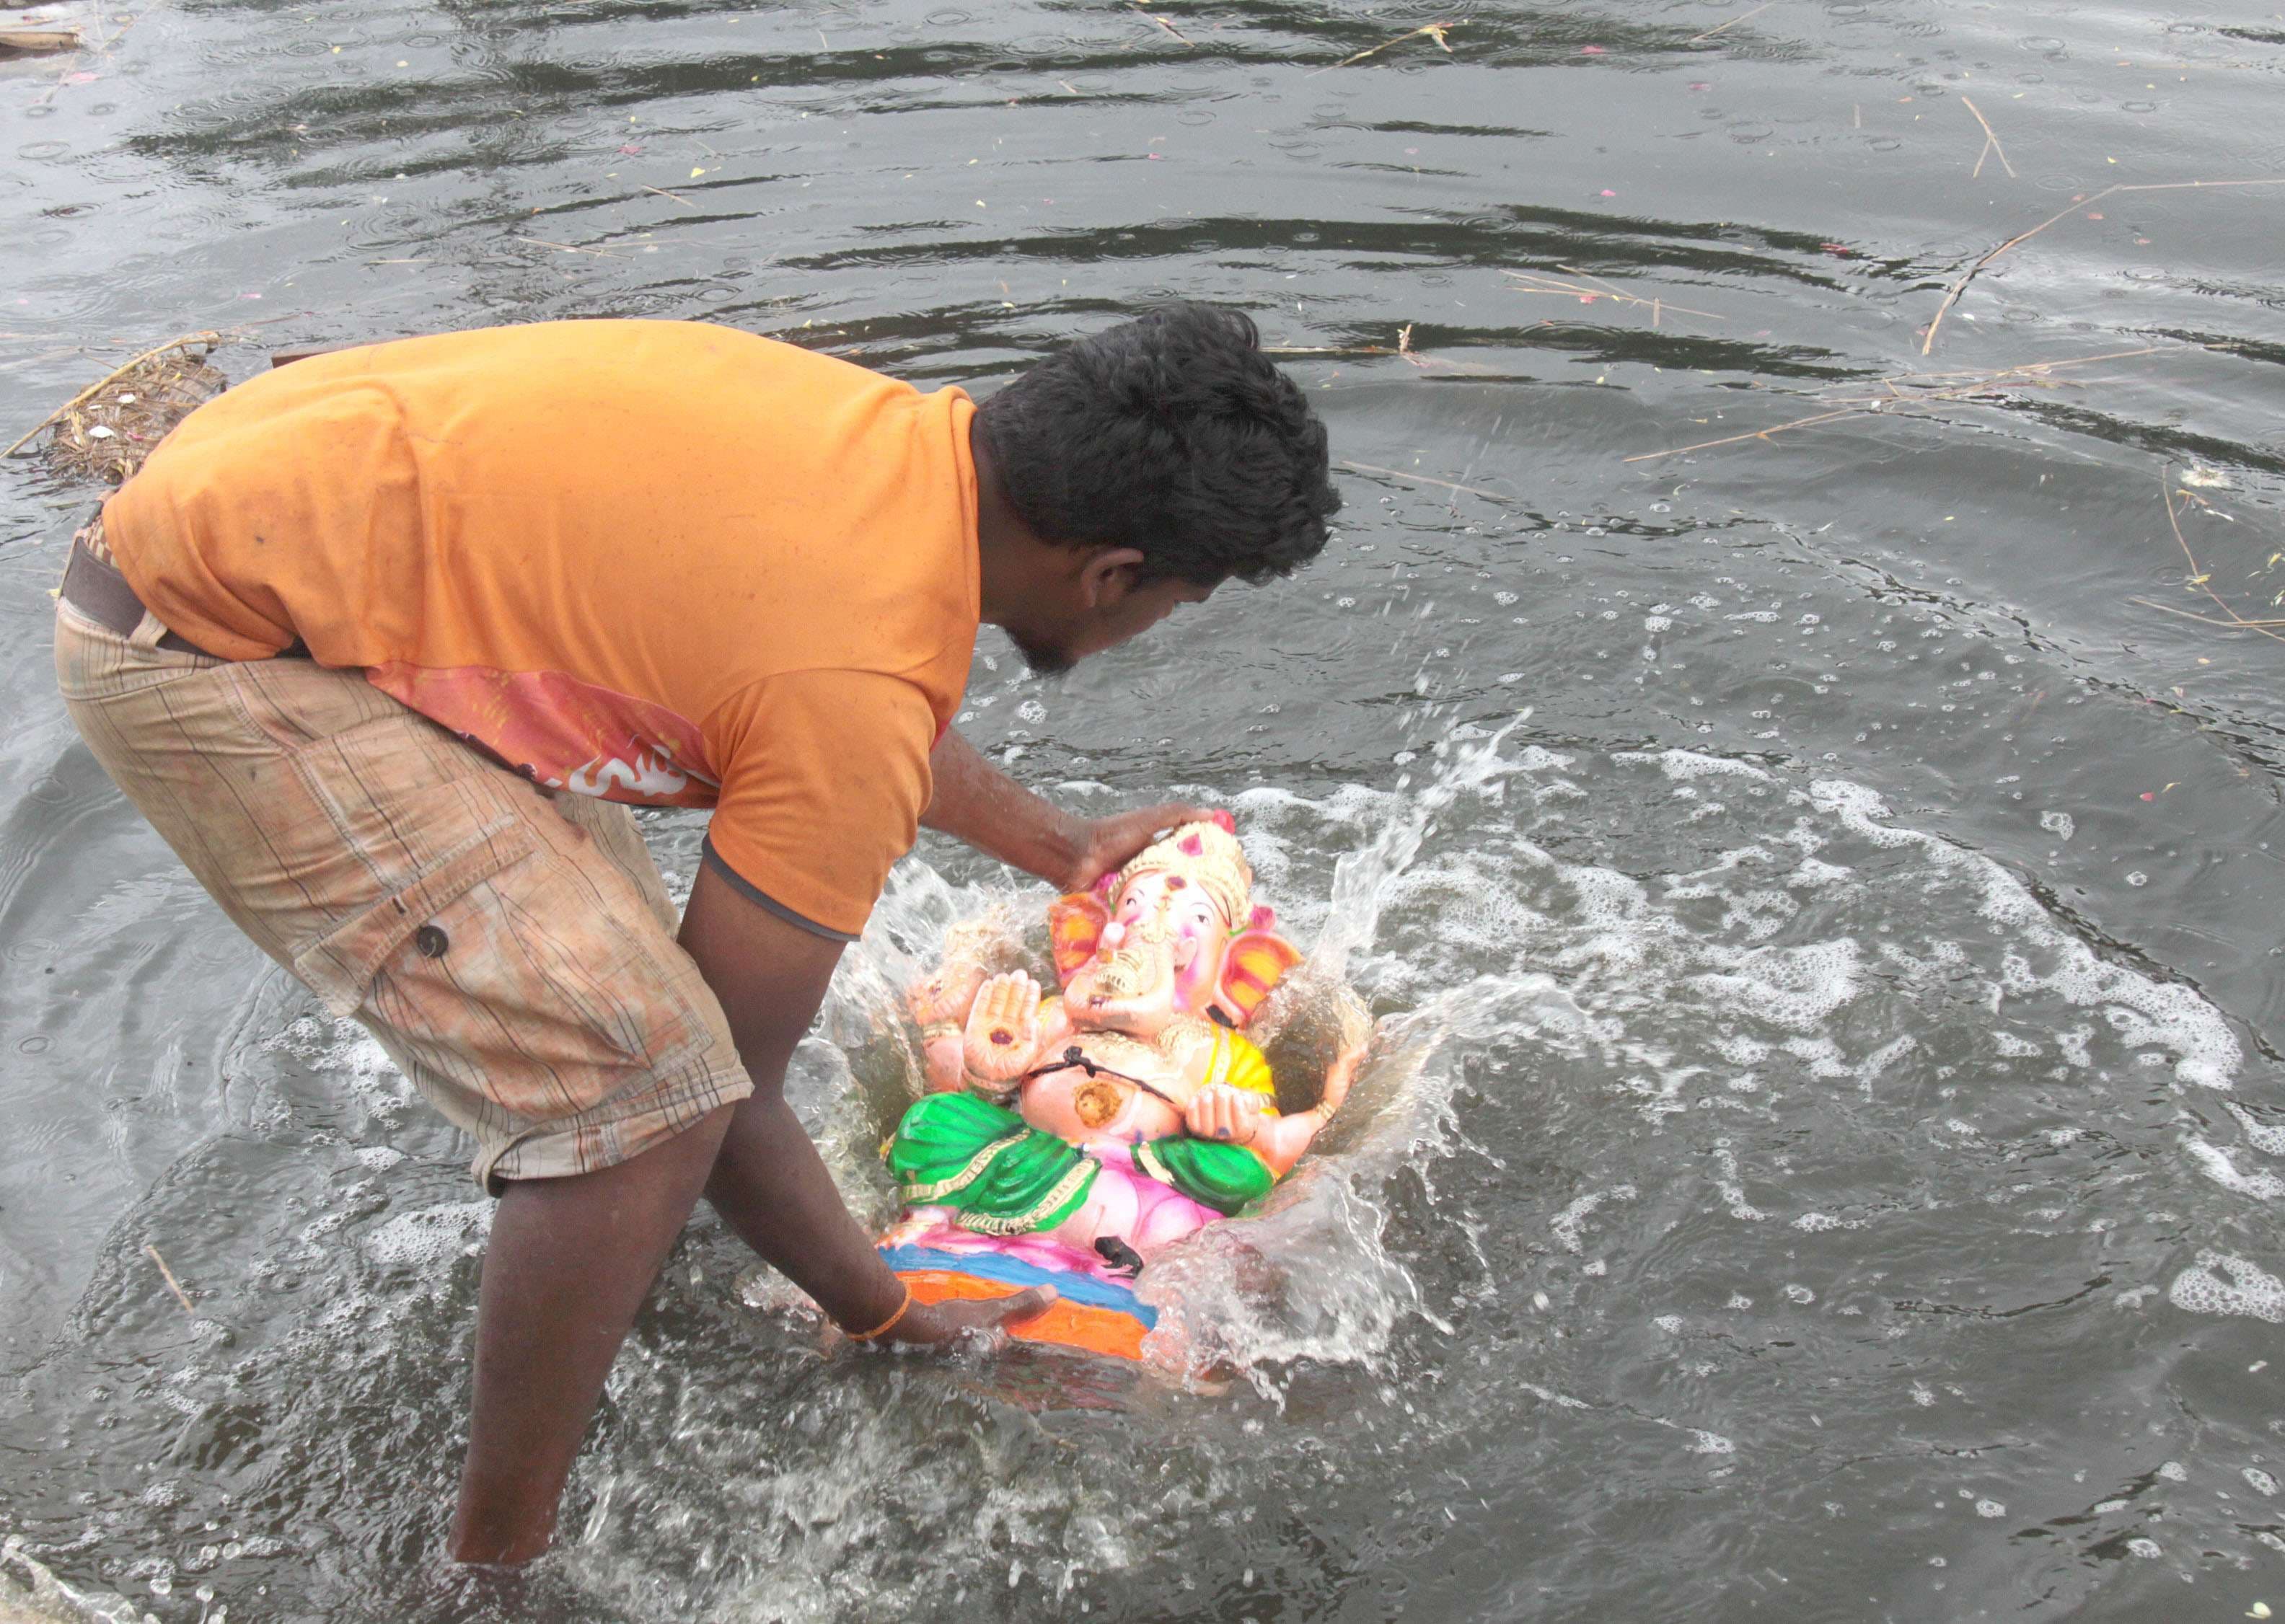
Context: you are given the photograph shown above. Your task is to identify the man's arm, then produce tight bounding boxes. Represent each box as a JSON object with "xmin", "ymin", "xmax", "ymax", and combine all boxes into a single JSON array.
[
  {"xmin": 925, "ymin": 726, "xmax": 1210, "ymax": 892},
  {"xmin": 678, "ymin": 861, "xmax": 1051, "ymax": 1343}
]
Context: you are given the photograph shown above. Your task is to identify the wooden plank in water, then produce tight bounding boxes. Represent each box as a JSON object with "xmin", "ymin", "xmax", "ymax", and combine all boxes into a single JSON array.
[{"xmin": 0, "ymin": 28, "xmax": 83, "ymax": 55}]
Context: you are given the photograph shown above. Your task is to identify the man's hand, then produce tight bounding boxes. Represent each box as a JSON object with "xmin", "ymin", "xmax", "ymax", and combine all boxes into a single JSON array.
[
  {"xmin": 923, "ymin": 728, "xmax": 1222, "ymax": 892},
  {"xmin": 1060, "ymin": 802, "xmax": 1216, "ymax": 893},
  {"xmin": 871, "ymin": 1285, "xmax": 1058, "ymax": 1347}
]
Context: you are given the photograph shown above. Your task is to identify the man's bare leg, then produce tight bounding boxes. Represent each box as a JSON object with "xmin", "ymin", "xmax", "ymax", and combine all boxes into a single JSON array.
[{"xmin": 449, "ymin": 1103, "xmax": 734, "ymax": 1565}]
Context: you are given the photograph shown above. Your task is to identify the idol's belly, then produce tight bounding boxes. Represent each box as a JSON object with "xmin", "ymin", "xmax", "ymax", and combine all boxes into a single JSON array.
[{"xmin": 1018, "ymin": 1062, "xmax": 1185, "ymax": 1145}]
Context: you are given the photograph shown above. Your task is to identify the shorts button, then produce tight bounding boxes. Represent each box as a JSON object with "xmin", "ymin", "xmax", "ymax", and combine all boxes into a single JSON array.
[{"xmin": 414, "ymin": 924, "xmax": 449, "ymax": 959}]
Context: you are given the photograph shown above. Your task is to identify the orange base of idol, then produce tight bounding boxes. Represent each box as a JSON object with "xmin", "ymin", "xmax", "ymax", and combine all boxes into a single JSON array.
[{"xmin": 876, "ymin": 1217, "xmax": 1155, "ymax": 1362}]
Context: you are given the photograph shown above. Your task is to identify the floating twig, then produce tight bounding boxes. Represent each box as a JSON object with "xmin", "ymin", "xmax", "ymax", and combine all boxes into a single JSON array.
[
  {"xmin": 1267, "ymin": 327, "xmax": 1500, "ymax": 374},
  {"xmin": 1339, "ymin": 459, "xmax": 1512, "ymax": 502},
  {"xmin": 1624, "ymin": 407, "xmax": 1865, "ymax": 463},
  {"xmin": 2, "ymin": 331, "xmax": 220, "ymax": 459},
  {"xmin": 1314, "ymin": 20, "xmax": 1456, "ymax": 74},
  {"xmin": 1864, "ymin": 345, "xmax": 2159, "ymax": 391},
  {"xmin": 1687, "ymin": 1, "xmax": 1772, "ymax": 45},
  {"xmin": 1390, "ymin": 323, "xmax": 1503, "ymax": 374},
  {"xmin": 90, "ymin": 2, "xmax": 170, "ymax": 61},
  {"xmin": 144, "ymin": 1243, "xmax": 198, "ymax": 1318},
  {"xmin": 2155, "ymin": 465, "xmax": 2284, "ymax": 644},
  {"xmin": 511, "ymin": 234, "xmax": 625, "ymax": 257},
  {"xmin": 1623, "ymin": 347, "xmax": 2162, "ymax": 462},
  {"xmin": 1921, "ymin": 177, "xmax": 2285, "ymax": 355},
  {"xmin": 2128, "ymin": 597, "xmax": 2285, "ymax": 630},
  {"xmin": 1129, "ymin": 0, "xmax": 1192, "ymax": 45},
  {"xmin": 1504, "ymin": 268, "xmax": 1725, "ymax": 325},
  {"xmin": 1960, "ymin": 96, "xmax": 2015, "ymax": 180},
  {"xmin": 640, "ymin": 183, "xmax": 696, "ymax": 209}
]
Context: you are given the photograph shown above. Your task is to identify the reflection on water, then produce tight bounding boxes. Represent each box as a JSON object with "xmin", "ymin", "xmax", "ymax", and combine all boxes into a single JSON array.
[{"xmin": 5, "ymin": 0, "xmax": 2285, "ymax": 1618}]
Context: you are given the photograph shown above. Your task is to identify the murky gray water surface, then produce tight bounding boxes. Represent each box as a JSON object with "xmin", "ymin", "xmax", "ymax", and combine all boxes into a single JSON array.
[{"xmin": 5, "ymin": 0, "xmax": 2285, "ymax": 1618}]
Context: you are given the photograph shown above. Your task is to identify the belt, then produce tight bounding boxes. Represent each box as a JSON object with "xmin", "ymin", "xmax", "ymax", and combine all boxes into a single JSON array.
[{"xmin": 59, "ymin": 540, "xmax": 305, "ymax": 661}]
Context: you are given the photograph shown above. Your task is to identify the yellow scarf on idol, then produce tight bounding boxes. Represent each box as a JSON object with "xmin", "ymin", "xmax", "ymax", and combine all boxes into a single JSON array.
[{"xmin": 1205, "ymin": 1026, "xmax": 1277, "ymax": 1110}]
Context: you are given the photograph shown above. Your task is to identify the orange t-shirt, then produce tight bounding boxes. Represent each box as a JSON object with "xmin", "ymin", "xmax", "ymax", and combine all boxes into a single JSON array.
[{"xmin": 102, "ymin": 319, "xmax": 979, "ymax": 939}]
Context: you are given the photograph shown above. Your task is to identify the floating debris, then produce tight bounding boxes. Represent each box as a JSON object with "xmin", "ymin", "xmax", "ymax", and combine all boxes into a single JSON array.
[
  {"xmin": 1314, "ymin": 19, "xmax": 1456, "ymax": 74},
  {"xmin": 1505, "ymin": 266, "xmax": 1725, "ymax": 328},
  {"xmin": 1687, "ymin": 2, "xmax": 1772, "ymax": 46},
  {"xmin": 2139, "ymin": 465, "xmax": 2285, "ymax": 645},
  {"xmin": 2, "ymin": 332, "xmax": 226, "ymax": 485},
  {"xmin": 0, "ymin": 27, "xmax": 82, "ymax": 55},
  {"xmin": 1624, "ymin": 346, "xmax": 2161, "ymax": 463},
  {"xmin": 1960, "ymin": 96, "xmax": 2015, "ymax": 180},
  {"xmin": 144, "ymin": 1242, "xmax": 198, "ymax": 1317},
  {"xmin": 1922, "ymin": 176, "xmax": 2285, "ymax": 354},
  {"xmin": 1128, "ymin": 0, "xmax": 1192, "ymax": 47}
]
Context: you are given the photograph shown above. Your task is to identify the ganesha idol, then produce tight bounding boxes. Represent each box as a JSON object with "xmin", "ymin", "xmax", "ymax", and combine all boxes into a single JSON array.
[{"xmin": 875, "ymin": 816, "xmax": 1365, "ymax": 1358}]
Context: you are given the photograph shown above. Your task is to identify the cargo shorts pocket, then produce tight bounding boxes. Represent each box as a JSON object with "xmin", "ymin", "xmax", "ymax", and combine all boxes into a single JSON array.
[
  {"xmin": 292, "ymin": 820, "xmax": 537, "ymax": 1018},
  {"xmin": 291, "ymin": 816, "xmax": 723, "ymax": 1142}
]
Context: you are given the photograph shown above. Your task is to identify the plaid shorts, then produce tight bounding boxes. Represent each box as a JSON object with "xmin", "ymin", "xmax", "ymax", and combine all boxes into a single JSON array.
[{"xmin": 53, "ymin": 570, "xmax": 751, "ymax": 1191}]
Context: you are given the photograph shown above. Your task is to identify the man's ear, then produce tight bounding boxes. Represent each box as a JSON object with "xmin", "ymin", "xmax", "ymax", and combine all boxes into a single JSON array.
[
  {"xmin": 1047, "ymin": 892, "xmax": 1112, "ymax": 984},
  {"xmin": 1210, "ymin": 931, "xmax": 1304, "ymax": 1028},
  {"xmin": 1078, "ymin": 546, "xmax": 1149, "ymax": 611}
]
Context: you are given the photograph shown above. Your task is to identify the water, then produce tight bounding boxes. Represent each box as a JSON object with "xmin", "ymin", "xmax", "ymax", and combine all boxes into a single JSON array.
[{"xmin": 5, "ymin": 0, "xmax": 2284, "ymax": 1618}]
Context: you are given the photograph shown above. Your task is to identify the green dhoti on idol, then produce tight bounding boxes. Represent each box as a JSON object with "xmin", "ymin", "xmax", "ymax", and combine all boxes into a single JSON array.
[{"xmin": 890, "ymin": 818, "xmax": 1368, "ymax": 1262}]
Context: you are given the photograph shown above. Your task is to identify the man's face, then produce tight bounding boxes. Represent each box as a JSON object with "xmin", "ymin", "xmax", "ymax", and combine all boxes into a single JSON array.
[{"xmin": 1009, "ymin": 574, "xmax": 1215, "ymax": 677}]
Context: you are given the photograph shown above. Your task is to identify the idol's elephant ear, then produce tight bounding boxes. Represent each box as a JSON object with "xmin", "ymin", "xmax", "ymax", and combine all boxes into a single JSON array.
[
  {"xmin": 1212, "ymin": 928, "xmax": 1304, "ymax": 1028},
  {"xmin": 1047, "ymin": 891, "xmax": 1111, "ymax": 984}
]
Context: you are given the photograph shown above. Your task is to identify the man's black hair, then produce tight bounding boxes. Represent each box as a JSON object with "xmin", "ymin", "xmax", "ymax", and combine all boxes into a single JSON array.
[{"xmin": 976, "ymin": 302, "xmax": 1339, "ymax": 587}]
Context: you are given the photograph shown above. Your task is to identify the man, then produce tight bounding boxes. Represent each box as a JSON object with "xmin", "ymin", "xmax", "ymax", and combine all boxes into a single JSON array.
[{"xmin": 50, "ymin": 304, "xmax": 1338, "ymax": 1563}]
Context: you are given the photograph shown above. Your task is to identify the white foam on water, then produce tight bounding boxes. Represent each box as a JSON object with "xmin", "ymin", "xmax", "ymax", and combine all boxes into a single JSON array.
[
  {"xmin": 1613, "ymin": 749, "xmax": 1772, "ymax": 783},
  {"xmin": 2185, "ymin": 1141, "xmax": 2285, "ymax": 1202},
  {"xmin": 262, "ymin": 1014, "xmax": 417, "ymax": 1128},
  {"xmin": 1793, "ymin": 1212, "xmax": 1863, "ymax": 1232},
  {"xmin": 1711, "ymin": 1142, "xmax": 1766, "ymax": 1222},
  {"xmin": 364, "ymin": 1201, "xmax": 493, "ymax": 1270},
  {"xmin": 1789, "ymin": 856, "xmax": 1853, "ymax": 888},
  {"xmin": 1688, "ymin": 939, "xmax": 1863, "ymax": 1033},
  {"xmin": 1808, "ymin": 780, "xmax": 2241, "ymax": 1090},
  {"xmin": 2168, "ymin": 1251, "xmax": 2285, "ymax": 1323},
  {"xmin": 1784, "ymin": 1035, "xmax": 1854, "ymax": 1080},
  {"xmin": 1551, "ymin": 1186, "xmax": 1635, "ymax": 1253},
  {"xmin": 2226, "ymin": 1104, "xmax": 2285, "ymax": 1157}
]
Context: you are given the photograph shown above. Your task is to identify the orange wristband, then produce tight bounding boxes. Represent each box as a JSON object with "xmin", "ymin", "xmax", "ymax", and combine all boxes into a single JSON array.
[{"xmin": 846, "ymin": 1284, "xmax": 914, "ymax": 1343}]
